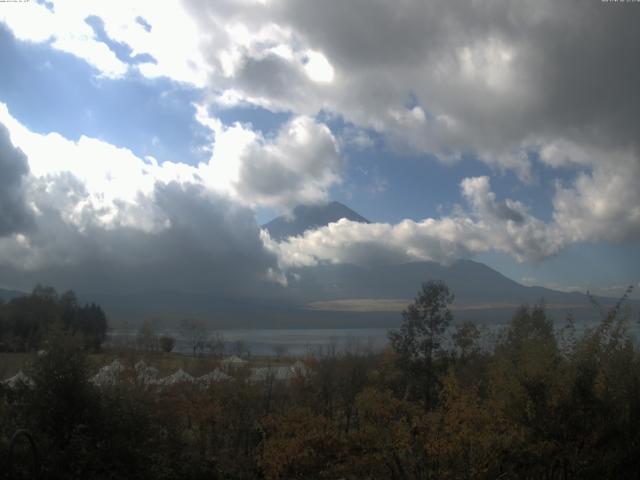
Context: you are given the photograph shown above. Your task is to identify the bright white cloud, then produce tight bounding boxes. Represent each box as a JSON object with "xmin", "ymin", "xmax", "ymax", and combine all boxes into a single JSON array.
[
  {"xmin": 303, "ymin": 50, "xmax": 335, "ymax": 83},
  {"xmin": 264, "ymin": 175, "xmax": 565, "ymax": 269},
  {"xmin": 3, "ymin": 0, "xmax": 639, "ymax": 187},
  {"xmin": 0, "ymin": 0, "xmax": 209, "ymax": 83},
  {"xmin": 195, "ymin": 104, "xmax": 343, "ymax": 208},
  {"xmin": 0, "ymin": 114, "xmax": 281, "ymax": 294},
  {"xmin": 2, "ymin": 0, "xmax": 640, "ymax": 286},
  {"xmin": 0, "ymin": 101, "xmax": 342, "ymax": 227},
  {"xmin": 0, "ymin": 0, "xmax": 128, "ymax": 78}
]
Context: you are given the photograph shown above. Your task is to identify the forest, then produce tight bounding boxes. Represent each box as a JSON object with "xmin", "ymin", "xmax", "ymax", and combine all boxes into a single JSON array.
[
  {"xmin": 1, "ymin": 281, "xmax": 639, "ymax": 479},
  {"xmin": 0, "ymin": 285, "xmax": 108, "ymax": 353}
]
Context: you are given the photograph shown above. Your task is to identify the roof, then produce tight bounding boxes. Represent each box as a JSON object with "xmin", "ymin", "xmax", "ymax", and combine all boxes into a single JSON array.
[
  {"xmin": 91, "ymin": 359, "xmax": 126, "ymax": 386},
  {"xmin": 221, "ymin": 355, "xmax": 247, "ymax": 365},
  {"xmin": 158, "ymin": 368, "xmax": 194, "ymax": 385}
]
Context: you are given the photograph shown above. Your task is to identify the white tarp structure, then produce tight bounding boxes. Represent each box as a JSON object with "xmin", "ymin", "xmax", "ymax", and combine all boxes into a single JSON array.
[
  {"xmin": 220, "ymin": 355, "xmax": 247, "ymax": 367},
  {"xmin": 290, "ymin": 360, "xmax": 310, "ymax": 377},
  {"xmin": 2, "ymin": 370, "xmax": 35, "ymax": 389},
  {"xmin": 91, "ymin": 359, "xmax": 126, "ymax": 387},
  {"xmin": 248, "ymin": 360, "xmax": 311, "ymax": 383},
  {"xmin": 158, "ymin": 368, "xmax": 194, "ymax": 386},
  {"xmin": 135, "ymin": 360, "xmax": 159, "ymax": 385}
]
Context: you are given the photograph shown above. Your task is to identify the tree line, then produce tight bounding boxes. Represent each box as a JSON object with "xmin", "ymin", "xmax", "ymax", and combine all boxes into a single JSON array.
[
  {"xmin": 1, "ymin": 281, "xmax": 639, "ymax": 479},
  {"xmin": 0, "ymin": 285, "xmax": 108, "ymax": 353}
]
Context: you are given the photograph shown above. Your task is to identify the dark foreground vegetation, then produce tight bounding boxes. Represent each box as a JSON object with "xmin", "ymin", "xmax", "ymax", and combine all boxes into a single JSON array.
[{"xmin": 1, "ymin": 282, "xmax": 639, "ymax": 479}]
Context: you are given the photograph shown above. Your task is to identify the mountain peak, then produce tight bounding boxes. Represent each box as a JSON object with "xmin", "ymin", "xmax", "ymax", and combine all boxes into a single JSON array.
[{"xmin": 263, "ymin": 201, "xmax": 370, "ymax": 241}]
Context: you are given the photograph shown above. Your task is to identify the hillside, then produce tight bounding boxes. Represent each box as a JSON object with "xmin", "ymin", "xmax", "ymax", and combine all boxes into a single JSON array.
[{"xmin": 262, "ymin": 201, "xmax": 369, "ymax": 240}]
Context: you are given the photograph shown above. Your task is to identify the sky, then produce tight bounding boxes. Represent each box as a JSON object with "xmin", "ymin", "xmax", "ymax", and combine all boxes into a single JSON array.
[{"xmin": 0, "ymin": 0, "xmax": 639, "ymax": 299}]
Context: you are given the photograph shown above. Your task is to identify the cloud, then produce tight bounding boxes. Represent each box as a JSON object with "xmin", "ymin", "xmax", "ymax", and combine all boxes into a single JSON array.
[
  {"xmin": 0, "ymin": 0, "xmax": 207, "ymax": 83},
  {"xmin": 0, "ymin": 101, "xmax": 342, "ymax": 222},
  {"xmin": 4, "ymin": 1, "xmax": 638, "ymax": 179},
  {"xmin": 195, "ymin": 107, "xmax": 343, "ymax": 209},
  {"xmin": 461, "ymin": 177, "xmax": 525, "ymax": 224},
  {"xmin": 264, "ymin": 156, "xmax": 640, "ymax": 271},
  {"xmin": 0, "ymin": 122, "xmax": 32, "ymax": 236},
  {"xmin": 178, "ymin": 0, "xmax": 640, "ymax": 184},
  {"xmin": 264, "ymin": 175, "xmax": 564, "ymax": 269},
  {"xmin": 0, "ymin": 105, "xmax": 284, "ymax": 294},
  {"xmin": 0, "ymin": 180, "xmax": 279, "ymax": 295},
  {"xmin": 551, "ymin": 149, "xmax": 640, "ymax": 244},
  {"xmin": 0, "ymin": 102, "xmax": 342, "ymax": 294},
  {"xmin": 5, "ymin": 1, "xmax": 637, "ymax": 185},
  {"xmin": 2, "ymin": 0, "xmax": 639, "ymax": 287},
  {"xmin": 0, "ymin": 0, "xmax": 128, "ymax": 78}
]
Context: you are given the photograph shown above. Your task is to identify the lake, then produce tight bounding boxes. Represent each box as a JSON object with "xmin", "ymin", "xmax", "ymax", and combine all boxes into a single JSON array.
[
  {"xmin": 106, "ymin": 328, "xmax": 392, "ymax": 356},
  {"xmin": 106, "ymin": 319, "xmax": 640, "ymax": 357}
]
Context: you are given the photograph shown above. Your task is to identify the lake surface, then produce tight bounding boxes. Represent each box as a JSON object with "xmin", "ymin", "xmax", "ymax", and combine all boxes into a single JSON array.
[
  {"xmin": 107, "ymin": 328, "xmax": 392, "ymax": 356},
  {"xmin": 107, "ymin": 319, "xmax": 640, "ymax": 357}
]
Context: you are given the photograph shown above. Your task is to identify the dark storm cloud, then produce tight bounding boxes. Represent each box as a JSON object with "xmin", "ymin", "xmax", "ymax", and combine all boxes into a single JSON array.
[
  {"xmin": 235, "ymin": 53, "xmax": 309, "ymax": 104},
  {"xmin": 182, "ymin": 0, "xmax": 640, "ymax": 253},
  {"xmin": 187, "ymin": 0, "xmax": 640, "ymax": 162},
  {"xmin": 0, "ymin": 178, "xmax": 281, "ymax": 296},
  {"xmin": 0, "ymin": 122, "xmax": 32, "ymax": 236}
]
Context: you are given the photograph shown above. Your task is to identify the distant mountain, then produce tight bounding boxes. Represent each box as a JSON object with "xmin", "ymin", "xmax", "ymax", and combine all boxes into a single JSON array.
[
  {"xmin": 26, "ymin": 201, "xmax": 632, "ymax": 329},
  {"xmin": 87, "ymin": 258, "xmax": 632, "ymax": 329},
  {"xmin": 279, "ymin": 258, "xmax": 631, "ymax": 325},
  {"xmin": 286, "ymin": 259, "xmax": 594, "ymax": 305},
  {"xmin": 263, "ymin": 201, "xmax": 369, "ymax": 241},
  {"xmin": 0, "ymin": 288, "xmax": 26, "ymax": 302}
]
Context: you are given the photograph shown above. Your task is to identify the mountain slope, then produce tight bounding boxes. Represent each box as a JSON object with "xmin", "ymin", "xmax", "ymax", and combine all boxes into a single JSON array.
[
  {"xmin": 285, "ymin": 259, "xmax": 591, "ymax": 305},
  {"xmin": 0, "ymin": 288, "xmax": 26, "ymax": 301},
  {"xmin": 29, "ymin": 202, "xmax": 634, "ymax": 328},
  {"xmin": 263, "ymin": 201, "xmax": 369, "ymax": 240}
]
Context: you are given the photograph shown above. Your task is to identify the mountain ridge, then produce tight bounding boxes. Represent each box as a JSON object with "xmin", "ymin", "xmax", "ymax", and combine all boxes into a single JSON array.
[
  {"xmin": 3, "ymin": 202, "xmax": 636, "ymax": 328},
  {"xmin": 263, "ymin": 201, "xmax": 370, "ymax": 241}
]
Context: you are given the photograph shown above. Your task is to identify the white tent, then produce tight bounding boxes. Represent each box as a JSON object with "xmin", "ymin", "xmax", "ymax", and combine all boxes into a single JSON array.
[
  {"xmin": 158, "ymin": 368, "xmax": 194, "ymax": 385},
  {"xmin": 2, "ymin": 371, "xmax": 35, "ymax": 389},
  {"xmin": 91, "ymin": 359, "xmax": 126, "ymax": 387},
  {"xmin": 290, "ymin": 360, "xmax": 310, "ymax": 377},
  {"xmin": 135, "ymin": 360, "xmax": 159, "ymax": 385},
  {"xmin": 221, "ymin": 355, "xmax": 247, "ymax": 366}
]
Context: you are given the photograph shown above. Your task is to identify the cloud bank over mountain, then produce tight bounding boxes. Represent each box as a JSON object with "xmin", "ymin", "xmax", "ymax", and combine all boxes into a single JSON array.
[
  {"xmin": 0, "ymin": 110, "xmax": 281, "ymax": 294},
  {"xmin": 0, "ymin": 0, "xmax": 639, "ymax": 295},
  {"xmin": 0, "ymin": 96, "xmax": 637, "ymax": 295}
]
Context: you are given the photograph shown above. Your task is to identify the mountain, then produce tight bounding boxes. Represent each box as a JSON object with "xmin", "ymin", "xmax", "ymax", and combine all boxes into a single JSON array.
[
  {"xmin": 285, "ymin": 259, "xmax": 584, "ymax": 304},
  {"xmin": 85, "ymin": 202, "xmax": 635, "ymax": 328},
  {"xmin": 0, "ymin": 288, "xmax": 26, "ymax": 302},
  {"xmin": 283, "ymin": 259, "xmax": 613, "ymax": 322},
  {"xmin": 257, "ymin": 202, "xmax": 632, "ymax": 325},
  {"xmin": 262, "ymin": 201, "xmax": 369, "ymax": 241}
]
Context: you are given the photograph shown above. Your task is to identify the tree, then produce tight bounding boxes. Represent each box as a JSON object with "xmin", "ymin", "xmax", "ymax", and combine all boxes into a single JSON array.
[
  {"xmin": 137, "ymin": 318, "xmax": 159, "ymax": 352},
  {"xmin": 159, "ymin": 335, "xmax": 176, "ymax": 353},
  {"xmin": 388, "ymin": 280, "xmax": 454, "ymax": 409},
  {"xmin": 179, "ymin": 318, "xmax": 208, "ymax": 357},
  {"xmin": 25, "ymin": 323, "xmax": 100, "ymax": 472},
  {"xmin": 452, "ymin": 320, "xmax": 481, "ymax": 360},
  {"xmin": 206, "ymin": 331, "xmax": 225, "ymax": 358},
  {"xmin": 79, "ymin": 302, "xmax": 108, "ymax": 352}
]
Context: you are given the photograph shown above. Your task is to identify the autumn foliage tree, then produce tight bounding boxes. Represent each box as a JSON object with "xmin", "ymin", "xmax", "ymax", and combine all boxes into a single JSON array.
[{"xmin": 388, "ymin": 280, "xmax": 454, "ymax": 409}]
